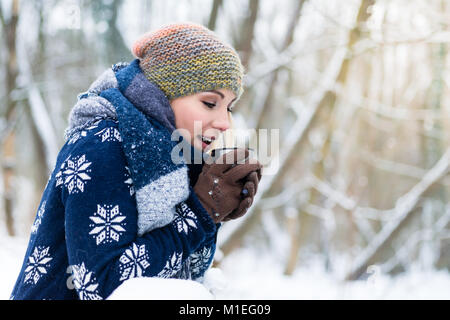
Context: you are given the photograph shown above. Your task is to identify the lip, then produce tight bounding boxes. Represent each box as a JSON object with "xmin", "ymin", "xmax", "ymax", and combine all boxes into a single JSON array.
[
  {"xmin": 201, "ymin": 135, "xmax": 216, "ymax": 141},
  {"xmin": 198, "ymin": 135, "xmax": 215, "ymax": 150}
]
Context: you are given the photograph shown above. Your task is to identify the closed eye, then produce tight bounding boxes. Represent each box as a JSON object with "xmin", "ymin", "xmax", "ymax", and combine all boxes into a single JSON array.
[
  {"xmin": 203, "ymin": 101, "xmax": 233, "ymax": 113},
  {"xmin": 202, "ymin": 101, "xmax": 216, "ymax": 108}
]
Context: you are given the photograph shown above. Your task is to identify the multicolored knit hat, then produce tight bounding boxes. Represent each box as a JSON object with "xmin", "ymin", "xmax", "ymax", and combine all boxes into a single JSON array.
[{"xmin": 132, "ymin": 22, "xmax": 244, "ymax": 101}]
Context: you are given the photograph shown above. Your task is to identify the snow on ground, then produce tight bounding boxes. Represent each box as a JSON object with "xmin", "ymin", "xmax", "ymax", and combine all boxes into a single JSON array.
[
  {"xmin": 212, "ymin": 248, "xmax": 450, "ymax": 299},
  {"xmin": 109, "ymin": 277, "xmax": 215, "ymax": 300},
  {"xmin": 0, "ymin": 236, "xmax": 28, "ymax": 300},
  {"xmin": 1, "ymin": 235, "xmax": 450, "ymax": 300}
]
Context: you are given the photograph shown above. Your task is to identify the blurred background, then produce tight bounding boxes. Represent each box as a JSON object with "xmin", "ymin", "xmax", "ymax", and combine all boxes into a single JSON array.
[{"xmin": 1, "ymin": 0, "xmax": 450, "ymax": 299}]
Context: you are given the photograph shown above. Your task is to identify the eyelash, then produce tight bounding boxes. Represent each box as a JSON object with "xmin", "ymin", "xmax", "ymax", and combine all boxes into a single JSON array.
[
  {"xmin": 203, "ymin": 101, "xmax": 233, "ymax": 113},
  {"xmin": 203, "ymin": 101, "xmax": 215, "ymax": 108}
]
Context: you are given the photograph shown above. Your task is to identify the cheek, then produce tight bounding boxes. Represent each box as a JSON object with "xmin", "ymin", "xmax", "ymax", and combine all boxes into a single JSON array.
[
  {"xmin": 176, "ymin": 111, "xmax": 195, "ymax": 133},
  {"xmin": 176, "ymin": 108, "xmax": 209, "ymax": 132}
]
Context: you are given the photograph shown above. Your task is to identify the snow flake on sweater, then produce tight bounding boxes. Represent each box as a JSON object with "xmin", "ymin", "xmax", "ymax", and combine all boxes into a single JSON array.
[
  {"xmin": 157, "ymin": 252, "xmax": 183, "ymax": 278},
  {"xmin": 89, "ymin": 204, "xmax": 127, "ymax": 245},
  {"xmin": 55, "ymin": 154, "xmax": 92, "ymax": 194},
  {"xmin": 124, "ymin": 166, "xmax": 135, "ymax": 196},
  {"xmin": 174, "ymin": 202, "xmax": 199, "ymax": 235},
  {"xmin": 67, "ymin": 118, "xmax": 104, "ymax": 145},
  {"xmin": 31, "ymin": 201, "xmax": 46, "ymax": 234},
  {"xmin": 95, "ymin": 126, "xmax": 122, "ymax": 142},
  {"xmin": 71, "ymin": 263, "xmax": 102, "ymax": 300},
  {"xmin": 23, "ymin": 246, "xmax": 53, "ymax": 285},
  {"xmin": 119, "ymin": 243, "xmax": 151, "ymax": 281},
  {"xmin": 190, "ymin": 246, "xmax": 214, "ymax": 280}
]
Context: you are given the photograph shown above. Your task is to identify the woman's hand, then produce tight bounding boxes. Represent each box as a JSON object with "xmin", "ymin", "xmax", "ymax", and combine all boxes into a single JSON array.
[
  {"xmin": 193, "ymin": 148, "xmax": 262, "ymax": 223},
  {"xmin": 222, "ymin": 169, "xmax": 261, "ymax": 221}
]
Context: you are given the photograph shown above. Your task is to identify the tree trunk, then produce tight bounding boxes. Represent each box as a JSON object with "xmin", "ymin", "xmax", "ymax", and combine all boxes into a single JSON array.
[
  {"xmin": 235, "ymin": 0, "xmax": 259, "ymax": 71},
  {"xmin": 2, "ymin": 131, "xmax": 16, "ymax": 236},
  {"xmin": 254, "ymin": 0, "xmax": 304, "ymax": 131},
  {"xmin": 284, "ymin": 207, "xmax": 301, "ymax": 275},
  {"xmin": 207, "ymin": 0, "xmax": 223, "ymax": 31},
  {"xmin": 93, "ymin": 0, "xmax": 132, "ymax": 65},
  {"xmin": 1, "ymin": 0, "xmax": 20, "ymax": 236},
  {"xmin": 231, "ymin": 0, "xmax": 260, "ymax": 117}
]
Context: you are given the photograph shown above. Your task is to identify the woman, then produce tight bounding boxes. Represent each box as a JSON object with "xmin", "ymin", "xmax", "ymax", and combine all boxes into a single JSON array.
[{"xmin": 10, "ymin": 22, "xmax": 262, "ymax": 300}]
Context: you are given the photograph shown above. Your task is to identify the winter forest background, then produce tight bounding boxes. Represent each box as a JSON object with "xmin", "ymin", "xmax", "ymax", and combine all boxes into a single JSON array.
[{"xmin": 1, "ymin": 0, "xmax": 450, "ymax": 299}]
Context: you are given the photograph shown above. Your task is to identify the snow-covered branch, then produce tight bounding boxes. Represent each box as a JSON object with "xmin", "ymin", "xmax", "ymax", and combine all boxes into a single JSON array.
[
  {"xmin": 309, "ymin": 174, "xmax": 397, "ymax": 221},
  {"xmin": 258, "ymin": 178, "xmax": 311, "ymax": 210},
  {"xmin": 380, "ymin": 204, "xmax": 450, "ymax": 274},
  {"xmin": 309, "ymin": 174, "xmax": 356, "ymax": 211},
  {"xmin": 17, "ymin": 35, "xmax": 59, "ymax": 173},
  {"xmin": 345, "ymin": 147, "xmax": 450, "ymax": 280},
  {"xmin": 27, "ymin": 85, "xmax": 59, "ymax": 172}
]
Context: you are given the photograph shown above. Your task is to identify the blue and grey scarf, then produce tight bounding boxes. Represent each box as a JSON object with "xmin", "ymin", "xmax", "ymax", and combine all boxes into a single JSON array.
[{"xmin": 65, "ymin": 59, "xmax": 200, "ymax": 236}]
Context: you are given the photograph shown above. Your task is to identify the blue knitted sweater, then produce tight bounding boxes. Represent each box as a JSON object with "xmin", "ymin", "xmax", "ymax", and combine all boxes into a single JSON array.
[{"xmin": 10, "ymin": 60, "xmax": 219, "ymax": 300}]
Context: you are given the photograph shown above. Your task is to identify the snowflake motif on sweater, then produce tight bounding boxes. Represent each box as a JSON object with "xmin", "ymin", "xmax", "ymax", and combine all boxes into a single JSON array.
[
  {"xmin": 124, "ymin": 166, "xmax": 135, "ymax": 196},
  {"xmin": 23, "ymin": 246, "xmax": 53, "ymax": 285},
  {"xmin": 68, "ymin": 130, "xmax": 87, "ymax": 145},
  {"xmin": 55, "ymin": 154, "xmax": 92, "ymax": 194},
  {"xmin": 174, "ymin": 202, "xmax": 198, "ymax": 234},
  {"xmin": 190, "ymin": 246, "xmax": 213, "ymax": 279},
  {"xmin": 118, "ymin": 243, "xmax": 150, "ymax": 281},
  {"xmin": 67, "ymin": 121, "xmax": 101, "ymax": 145},
  {"xmin": 157, "ymin": 252, "xmax": 183, "ymax": 278},
  {"xmin": 71, "ymin": 263, "xmax": 102, "ymax": 300},
  {"xmin": 89, "ymin": 204, "xmax": 127, "ymax": 245},
  {"xmin": 31, "ymin": 201, "xmax": 46, "ymax": 234},
  {"xmin": 95, "ymin": 126, "xmax": 122, "ymax": 142}
]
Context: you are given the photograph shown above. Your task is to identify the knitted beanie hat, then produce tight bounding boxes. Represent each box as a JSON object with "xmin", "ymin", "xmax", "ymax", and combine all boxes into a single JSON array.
[{"xmin": 132, "ymin": 22, "xmax": 244, "ymax": 101}]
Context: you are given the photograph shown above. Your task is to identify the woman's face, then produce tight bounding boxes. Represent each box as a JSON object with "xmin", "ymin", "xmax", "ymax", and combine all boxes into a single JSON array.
[{"xmin": 170, "ymin": 88, "xmax": 237, "ymax": 151}]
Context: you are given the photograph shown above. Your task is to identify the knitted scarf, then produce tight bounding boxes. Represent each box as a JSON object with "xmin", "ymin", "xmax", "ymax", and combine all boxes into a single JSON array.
[{"xmin": 65, "ymin": 59, "xmax": 198, "ymax": 236}]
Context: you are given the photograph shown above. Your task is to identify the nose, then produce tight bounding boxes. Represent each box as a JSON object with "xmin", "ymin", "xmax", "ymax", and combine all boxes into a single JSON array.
[{"xmin": 211, "ymin": 109, "xmax": 230, "ymax": 132}]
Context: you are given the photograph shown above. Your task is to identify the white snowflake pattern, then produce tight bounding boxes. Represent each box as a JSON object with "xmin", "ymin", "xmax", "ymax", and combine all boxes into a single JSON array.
[
  {"xmin": 68, "ymin": 130, "xmax": 87, "ymax": 145},
  {"xmin": 157, "ymin": 252, "xmax": 183, "ymax": 278},
  {"xmin": 86, "ymin": 121, "xmax": 101, "ymax": 130},
  {"xmin": 31, "ymin": 201, "xmax": 46, "ymax": 234},
  {"xmin": 190, "ymin": 246, "xmax": 213, "ymax": 278},
  {"xmin": 124, "ymin": 166, "xmax": 135, "ymax": 196},
  {"xmin": 67, "ymin": 118, "xmax": 104, "ymax": 145},
  {"xmin": 55, "ymin": 155, "xmax": 70, "ymax": 187},
  {"xmin": 118, "ymin": 243, "xmax": 150, "ymax": 281},
  {"xmin": 23, "ymin": 246, "xmax": 53, "ymax": 285},
  {"xmin": 94, "ymin": 127, "xmax": 122, "ymax": 142},
  {"xmin": 55, "ymin": 154, "xmax": 92, "ymax": 194},
  {"xmin": 89, "ymin": 204, "xmax": 126, "ymax": 245},
  {"xmin": 71, "ymin": 263, "xmax": 102, "ymax": 300},
  {"xmin": 174, "ymin": 202, "xmax": 198, "ymax": 234}
]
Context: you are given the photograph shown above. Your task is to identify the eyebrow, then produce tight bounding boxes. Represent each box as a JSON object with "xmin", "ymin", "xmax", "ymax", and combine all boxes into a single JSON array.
[
  {"xmin": 205, "ymin": 90, "xmax": 237, "ymax": 102},
  {"xmin": 206, "ymin": 90, "xmax": 224, "ymax": 99}
]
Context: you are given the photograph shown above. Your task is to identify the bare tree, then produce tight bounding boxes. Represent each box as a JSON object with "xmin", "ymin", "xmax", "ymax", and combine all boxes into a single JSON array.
[
  {"xmin": 346, "ymin": 147, "xmax": 450, "ymax": 280},
  {"xmin": 234, "ymin": 0, "xmax": 259, "ymax": 71},
  {"xmin": 207, "ymin": 0, "xmax": 223, "ymax": 31},
  {"xmin": 254, "ymin": 0, "xmax": 304, "ymax": 131},
  {"xmin": 0, "ymin": 0, "xmax": 20, "ymax": 236},
  {"xmin": 92, "ymin": 0, "xmax": 132, "ymax": 65}
]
